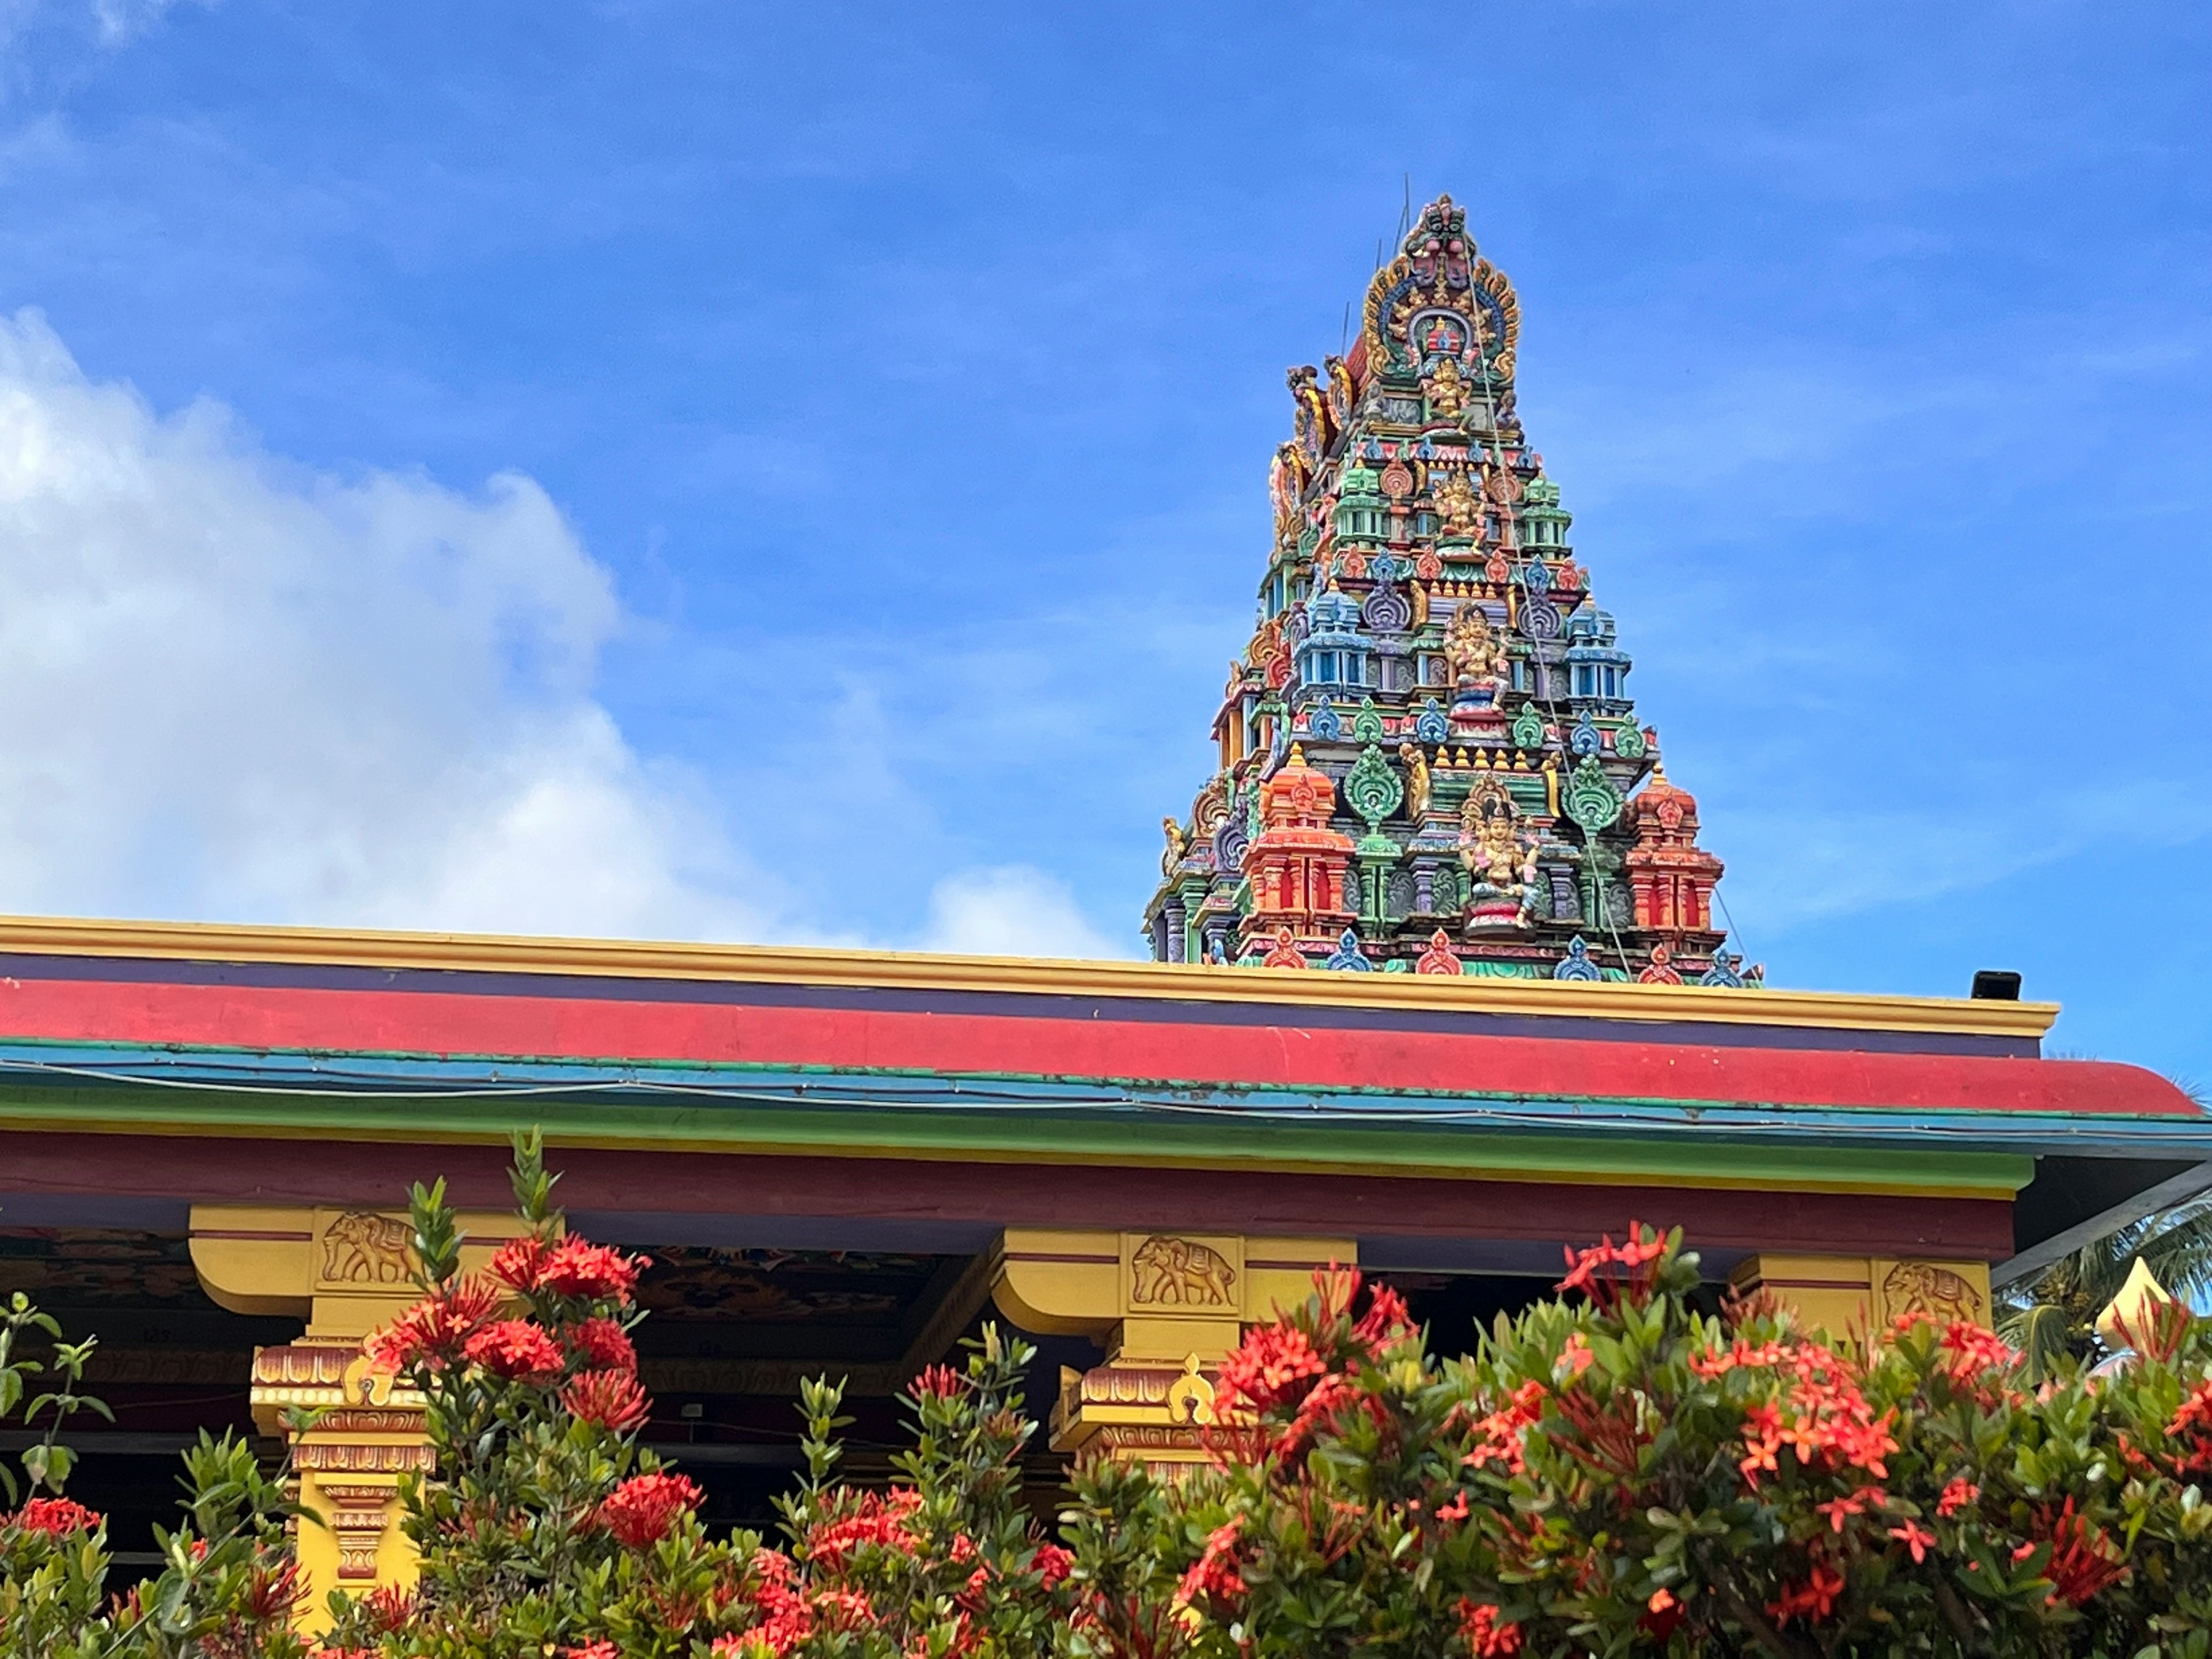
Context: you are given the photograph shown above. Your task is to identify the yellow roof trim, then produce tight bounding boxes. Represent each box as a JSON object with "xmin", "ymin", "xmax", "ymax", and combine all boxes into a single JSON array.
[{"xmin": 0, "ymin": 912, "xmax": 2057, "ymax": 1039}]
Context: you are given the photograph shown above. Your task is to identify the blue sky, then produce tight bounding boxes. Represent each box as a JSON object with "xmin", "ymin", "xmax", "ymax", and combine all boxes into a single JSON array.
[{"xmin": 0, "ymin": 1, "xmax": 2205, "ymax": 1078}]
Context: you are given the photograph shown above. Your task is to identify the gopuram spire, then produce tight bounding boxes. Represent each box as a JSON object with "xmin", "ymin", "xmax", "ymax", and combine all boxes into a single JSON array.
[{"xmin": 1144, "ymin": 195, "xmax": 1752, "ymax": 984}]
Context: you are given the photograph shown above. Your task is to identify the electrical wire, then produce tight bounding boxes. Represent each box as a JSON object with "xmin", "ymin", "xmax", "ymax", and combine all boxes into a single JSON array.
[{"xmin": 0, "ymin": 1053, "xmax": 2193, "ymax": 1152}]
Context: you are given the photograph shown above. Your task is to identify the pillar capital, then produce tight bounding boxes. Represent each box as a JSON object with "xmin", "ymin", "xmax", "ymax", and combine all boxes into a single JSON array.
[
  {"xmin": 990, "ymin": 1227, "xmax": 1352, "ymax": 1468},
  {"xmin": 190, "ymin": 1203, "xmax": 535, "ymax": 1629},
  {"xmin": 1730, "ymin": 1252, "xmax": 1993, "ymax": 1342}
]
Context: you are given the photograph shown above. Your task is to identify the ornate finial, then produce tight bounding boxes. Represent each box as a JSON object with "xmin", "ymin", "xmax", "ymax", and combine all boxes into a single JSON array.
[
  {"xmin": 1696, "ymin": 946, "xmax": 1748, "ymax": 989},
  {"xmin": 1553, "ymin": 935, "xmax": 1603, "ymax": 982},
  {"xmin": 1325, "ymin": 929, "xmax": 1373, "ymax": 972},
  {"xmin": 1415, "ymin": 928, "xmax": 1461, "ymax": 975},
  {"xmin": 1260, "ymin": 927, "xmax": 1306, "ymax": 970}
]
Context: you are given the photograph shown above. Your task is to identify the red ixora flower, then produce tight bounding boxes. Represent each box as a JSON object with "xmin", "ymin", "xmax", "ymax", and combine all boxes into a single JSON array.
[
  {"xmin": 241, "ymin": 1558, "xmax": 308, "ymax": 1624},
  {"xmin": 1767, "ymin": 1562, "xmax": 1845, "ymax": 1626},
  {"xmin": 1456, "ymin": 1599, "xmax": 1524, "ymax": 1658},
  {"xmin": 598, "ymin": 1471, "xmax": 702, "ymax": 1548},
  {"xmin": 1176, "ymin": 1519, "xmax": 1249, "ymax": 1607},
  {"xmin": 357, "ymin": 1582, "xmax": 416, "ymax": 1633},
  {"xmin": 363, "ymin": 1276, "xmax": 502, "ymax": 1374},
  {"xmin": 1640, "ymin": 1586, "xmax": 1686, "ymax": 1641},
  {"xmin": 558, "ymin": 1644, "xmax": 619, "ymax": 1659},
  {"xmin": 562, "ymin": 1368, "xmax": 652, "ymax": 1432},
  {"xmin": 804, "ymin": 1487, "xmax": 925, "ymax": 1563},
  {"xmin": 1934, "ymin": 1320, "xmax": 2017, "ymax": 1378},
  {"xmin": 1556, "ymin": 1222, "xmax": 1669, "ymax": 1313},
  {"xmin": 1937, "ymin": 1476, "xmax": 1980, "ymax": 1518},
  {"xmin": 1215, "ymin": 1323, "xmax": 1329, "ymax": 1417},
  {"xmin": 1889, "ymin": 1520, "xmax": 1937, "ymax": 1563},
  {"xmin": 1033, "ymin": 1543, "xmax": 1074, "ymax": 1588},
  {"xmin": 2031, "ymin": 1497, "xmax": 2128, "ymax": 1607},
  {"xmin": 463, "ymin": 1319, "xmax": 567, "ymax": 1381},
  {"xmin": 1464, "ymin": 1379, "xmax": 1548, "ymax": 1477},
  {"xmin": 569, "ymin": 1316, "xmax": 638, "ymax": 1374},
  {"xmin": 537, "ymin": 1238, "xmax": 651, "ymax": 1301},
  {"xmin": 486, "ymin": 1235, "xmax": 551, "ymax": 1293},
  {"xmin": 9, "ymin": 1495, "xmax": 103, "ymax": 1535},
  {"xmin": 911, "ymin": 1363, "xmax": 966, "ymax": 1399}
]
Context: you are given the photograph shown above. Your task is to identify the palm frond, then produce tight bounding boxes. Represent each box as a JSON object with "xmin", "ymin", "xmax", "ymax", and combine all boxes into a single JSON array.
[{"xmin": 1999, "ymin": 1301, "xmax": 2078, "ymax": 1386}]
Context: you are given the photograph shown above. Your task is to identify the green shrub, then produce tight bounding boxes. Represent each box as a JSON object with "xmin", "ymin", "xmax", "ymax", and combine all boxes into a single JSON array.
[{"xmin": 9, "ymin": 1143, "xmax": 2212, "ymax": 1657}]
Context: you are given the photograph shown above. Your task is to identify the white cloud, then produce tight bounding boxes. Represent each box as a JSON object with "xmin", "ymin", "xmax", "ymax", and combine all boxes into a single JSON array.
[
  {"xmin": 919, "ymin": 865, "xmax": 1127, "ymax": 960},
  {"xmin": 0, "ymin": 0, "xmax": 209, "ymax": 51},
  {"xmin": 0, "ymin": 309, "xmax": 1132, "ymax": 960},
  {"xmin": 0, "ymin": 307, "xmax": 783, "ymax": 941},
  {"xmin": 1717, "ymin": 773, "xmax": 2212, "ymax": 934}
]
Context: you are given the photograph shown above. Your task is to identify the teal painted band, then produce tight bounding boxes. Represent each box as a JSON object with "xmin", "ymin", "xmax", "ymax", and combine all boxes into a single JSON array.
[{"xmin": 0, "ymin": 1074, "xmax": 2036, "ymax": 1195}]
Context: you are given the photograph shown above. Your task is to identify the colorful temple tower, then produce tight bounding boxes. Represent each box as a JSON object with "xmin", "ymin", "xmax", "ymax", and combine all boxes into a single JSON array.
[{"xmin": 1146, "ymin": 196, "xmax": 1740, "ymax": 982}]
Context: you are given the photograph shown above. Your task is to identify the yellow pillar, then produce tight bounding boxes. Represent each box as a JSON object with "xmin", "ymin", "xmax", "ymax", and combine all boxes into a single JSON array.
[
  {"xmin": 991, "ymin": 1229, "xmax": 1353, "ymax": 1470},
  {"xmin": 1730, "ymin": 1253, "xmax": 1994, "ymax": 1342},
  {"xmin": 191, "ymin": 1205, "xmax": 535, "ymax": 1629}
]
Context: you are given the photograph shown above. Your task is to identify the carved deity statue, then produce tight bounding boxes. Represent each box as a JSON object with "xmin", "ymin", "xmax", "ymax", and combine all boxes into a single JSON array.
[
  {"xmin": 1161, "ymin": 816, "xmax": 1188, "ymax": 877},
  {"xmin": 1434, "ymin": 467, "xmax": 1482, "ymax": 539},
  {"xmin": 1397, "ymin": 741, "xmax": 1431, "ymax": 822},
  {"xmin": 1287, "ymin": 364, "xmax": 1334, "ymax": 465},
  {"xmin": 1442, "ymin": 603, "xmax": 1510, "ymax": 699},
  {"xmin": 1422, "ymin": 355, "xmax": 1468, "ymax": 421},
  {"xmin": 1459, "ymin": 782, "xmax": 1538, "ymax": 928},
  {"xmin": 1269, "ymin": 442, "xmax": 1305, "ymax": 546},
  {"xmin": 1323, "ymin": 353, "xmax": 1356, "ymax": 429}
]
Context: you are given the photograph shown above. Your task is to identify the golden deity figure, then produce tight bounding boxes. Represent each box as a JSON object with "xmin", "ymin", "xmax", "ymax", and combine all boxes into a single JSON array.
[
  {"xmin": 1442, "ymin": 603, "xmax": 1510, "ymax": 696},
  {"xmin": 1323, "ymin": 353, "xmax": 1356, "ymax": 428},
  {"xmin": 1161, "ymin": 816, "xmax": 1188, "ymax": 877},
  {"xmin": 1244, "ymin": 615, "xmax": 1279, "ymax": 673},
  {"xmin": 1397, "ymin": 741, "xmax": 1431, "ymax": 822},
  {"xmin": 1434, "ymin": 467, "xmax": 1482, "ymax": 539},
  {"xmin": 1423, "ymin": 356, "xmax": 1468, "ymax": 420},
  {"xmin": 1459, "ymin": 783, "xmax": 1537, "ymax": 915},
  {"xmin": 1269, "ymin": 443, "xmax": 1305, "ymax": 545},
  {"xmin": 1287, "ymin": 364, "xmax": 1334, "ymax": 464}
]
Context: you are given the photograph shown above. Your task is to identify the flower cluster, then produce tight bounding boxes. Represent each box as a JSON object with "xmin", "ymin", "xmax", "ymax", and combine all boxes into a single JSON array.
[
  {"xmin": 1210, "ymin": 1266, "xmax": 1414, "ymax": 1465},
  {"xmin": 24, "ymin": 1147, "xmax": 2212, "ymax": 1659},
  {"xmin": 800, "ymin": 1487, "xmax": 925, "ymax": 1565},
  {"xmin": 560, "ymin": 1368, "xmax": 651, "ymax": 1431},
  {"xmin": 491, "ymin": 1234, "xmax": 650, "ymax": 1301},
  {"xmin": 1175, "ymin": 1520, "xmax": 1249, "ymax": 1607},
  {"xmin": 1733, "ymin": 1346, "xmax": 1897, "ymax": 1488},
  {"xmin": 1456, "ymin": 1598, "xmax": 1522, "ymax": 1658},
  {"xmin": 5, "ymin": 1495, "xmax": 102, "ymax": 1536},
  {"xmin": 362, "ymin": 1276, "xmax": 502, "ymax": 1373},
  {"xmin": 1554, "ymin": 1221, "xmax": 1668, "ymax": 1312},
  {"xmin": 462, "ymin": 1317, "xmax": 567, "ymax": 1381},
  {"xmin": 597, "ymin": 1471, "xmax": 702, "ymax": 1549}
]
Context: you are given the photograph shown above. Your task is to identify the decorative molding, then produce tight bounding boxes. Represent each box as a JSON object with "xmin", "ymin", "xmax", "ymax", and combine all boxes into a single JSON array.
[{"xmin": 0, "ymin": 911, "xmax": 2056, "ymax": 1039}]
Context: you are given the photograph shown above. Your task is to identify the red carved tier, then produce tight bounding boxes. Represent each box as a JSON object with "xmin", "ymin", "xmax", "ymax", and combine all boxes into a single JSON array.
[
  {"xmin": 1238, "ymin": 745, "xmax": 1354, "ymax": 954},
  {"xmin": 1623, "ymin": 764, "xmax": 1725, "ymax": 938}
]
